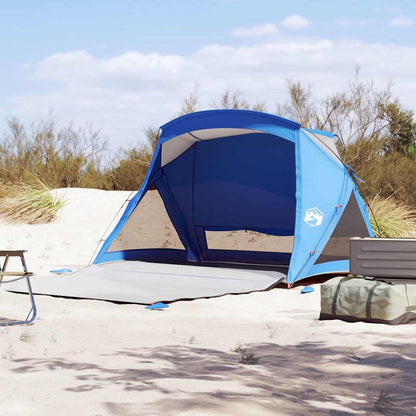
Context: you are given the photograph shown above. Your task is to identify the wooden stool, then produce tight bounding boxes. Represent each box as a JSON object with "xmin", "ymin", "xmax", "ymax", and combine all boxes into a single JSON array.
[{"xmin": 0, "ymin": 250, "xmax": 37, "ymax": 326}]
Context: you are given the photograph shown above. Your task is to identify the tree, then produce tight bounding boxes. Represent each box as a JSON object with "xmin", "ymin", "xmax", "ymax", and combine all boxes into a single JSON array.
[
  {"xmin": 276, "ymin": 80, "xmax": 316, "ymax": 127},
  {"xmin": 379, "ymin": 100, "xmax": 416, "ymax": 156},
  {"xmin": 212, "ymin": 90, "xmax": 265, "ymax": 112},
  {"xmin": 178, "ymin": 82, "xmax": 200, "ymax": 116}
]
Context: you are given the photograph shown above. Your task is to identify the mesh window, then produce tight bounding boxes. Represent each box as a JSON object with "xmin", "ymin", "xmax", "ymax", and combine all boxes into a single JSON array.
[
  {"xmin": 205, "ymin": 230, "xmax": 294, "ymax": 253},
  {"xmin": 108, "ymin": 189, "xmax": 185, "ymax": 252},
  {"xmin": 315, "ymin": 193, "xmax": 370, "ymax": 264}
]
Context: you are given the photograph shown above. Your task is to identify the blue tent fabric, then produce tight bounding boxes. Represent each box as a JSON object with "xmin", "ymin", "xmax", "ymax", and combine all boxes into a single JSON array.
[
  {"xmin": 145, "ymin": 302, "xmax": 169, "ymax": 310},
  {"xmin": 288, "ymin": 129, "xmax": 354, "ymax": 282},
  {"xmin": 94, "ymin": 109, "xmax": 373, "ymax": 284}
]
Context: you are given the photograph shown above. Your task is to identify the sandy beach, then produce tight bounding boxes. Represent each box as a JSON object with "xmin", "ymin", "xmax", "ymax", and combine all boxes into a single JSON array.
[{"xmin": 0, "ymin": 188, "xmax": 415, "ymax": 415}]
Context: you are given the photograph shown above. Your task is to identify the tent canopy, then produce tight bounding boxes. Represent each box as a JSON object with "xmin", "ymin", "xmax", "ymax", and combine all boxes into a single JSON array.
[{"xmin": 95, "ymin": 109, "xmax": 373, "ymax": 284}]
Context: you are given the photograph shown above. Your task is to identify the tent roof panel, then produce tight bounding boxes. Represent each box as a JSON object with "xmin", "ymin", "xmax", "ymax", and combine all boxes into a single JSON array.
[{"xmin": 160, "ymin": 109, "xmax": 301, "ymax": 144}]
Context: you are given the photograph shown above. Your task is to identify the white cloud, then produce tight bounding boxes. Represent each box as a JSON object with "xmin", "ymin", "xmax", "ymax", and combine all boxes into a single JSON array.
[
  {"xmin": 390, "ymin": 17, "xmax": 414, "ymax": 27},
  {"xmin": 232, "ymin": 23, "xmax": 279, "ymax": 37},
  {"xmin": 7, "ymin": 36, "xmax": 416, "ymax": 148},
  {"xmin": 336, "ymin": 17, "xmax": 367, "ymax": 27},
  {"xmin": 280, "ymin": 14, "xmax": 311, "ymax": 30}
]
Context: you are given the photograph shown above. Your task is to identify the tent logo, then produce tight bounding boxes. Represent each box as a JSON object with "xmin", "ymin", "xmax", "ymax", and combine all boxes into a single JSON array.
[{"xmin": 304, "ymin": 207, "xmax": 323, "ymax": 227}]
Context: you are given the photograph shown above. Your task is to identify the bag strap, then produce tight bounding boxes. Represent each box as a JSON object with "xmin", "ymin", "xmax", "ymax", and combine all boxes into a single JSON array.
[
  {"xmin": 366, "ymin": 281, "xmax": 382, "ymax": 320},
  {"xmin": 404, "ymin": 285, "xmax": 416, "ymax": 312},
  {"xmin": 363, "ymin": 275, "xmax": 394, "ymax": 285},
  {"xmin": 332, "ymin": 276, "xmax": 351, "ymax": 316}
]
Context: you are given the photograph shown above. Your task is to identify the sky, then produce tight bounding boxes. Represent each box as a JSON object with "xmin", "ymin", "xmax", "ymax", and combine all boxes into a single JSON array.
[{"xmin": 1, "ymin": 0, "xmax": 416, "ymax": 149}]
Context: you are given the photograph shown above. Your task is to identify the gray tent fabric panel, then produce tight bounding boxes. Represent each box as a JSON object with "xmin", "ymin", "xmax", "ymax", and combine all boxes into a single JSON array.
[
  {"xmin": 5, "ymin": 261, "xmax": 285, "ymax": 304},
  {"xmin": 315, "ymin": 192, "xmax": 370, "ymax": 264},
  {"xmin": 302, "ymin": 129, "xmax": 342, "ymax": 163}
]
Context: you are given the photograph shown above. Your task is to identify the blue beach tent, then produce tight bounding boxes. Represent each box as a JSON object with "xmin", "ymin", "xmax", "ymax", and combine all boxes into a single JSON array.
[{"xmin": 94, "ymin": 109, "xmax": 373, "ymax": 286}]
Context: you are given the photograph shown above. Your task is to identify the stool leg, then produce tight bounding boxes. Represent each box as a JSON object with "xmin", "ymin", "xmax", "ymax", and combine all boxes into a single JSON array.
[
  {"xmin": 20, "ymin": 255, "xmax": 28, "ymax": 273},
  {"xmin": 24, "ymin": 275, "xmax": 37, "ymax": 324},
  {"xmin": 3, "ymin": 255, "xmax": 10, "ymax": 272}
]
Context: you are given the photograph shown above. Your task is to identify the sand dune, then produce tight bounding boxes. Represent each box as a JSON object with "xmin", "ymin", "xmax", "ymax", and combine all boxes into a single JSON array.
[{"xmin": 0, "ymin": 188, "xmax": 415, "ymax": 415}]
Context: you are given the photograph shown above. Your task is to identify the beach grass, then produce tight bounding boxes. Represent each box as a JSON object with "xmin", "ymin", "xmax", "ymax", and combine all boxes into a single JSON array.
[
  {"xmin": 0, "ymin": 177, "xmax": 65, "ymax": 224},
  {"xmin": 369, "ymin": 195, "xmax": 416, "ymax": 238}
]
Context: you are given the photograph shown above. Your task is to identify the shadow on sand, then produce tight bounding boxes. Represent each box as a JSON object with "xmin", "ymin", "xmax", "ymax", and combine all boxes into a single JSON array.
[{"xmin": 9, "ymin": 340, "xmax": 416, "ymax": 415}]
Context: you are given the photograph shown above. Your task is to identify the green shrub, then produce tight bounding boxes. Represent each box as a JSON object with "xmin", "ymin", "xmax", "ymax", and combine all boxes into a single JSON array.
[
  {"xmin": 105, "ymin": 145, "xmax": 152, "ymax": 190},
  {"xmin": 0, "ymin": 118, "xmax": 107, "ymax": 189},
  {"xmin": 348, "ymin": 145, "xmax": 416, "ymax": 207}
]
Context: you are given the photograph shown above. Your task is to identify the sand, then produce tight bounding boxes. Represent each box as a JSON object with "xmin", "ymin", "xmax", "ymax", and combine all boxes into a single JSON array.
[{"xmin": 0, "ymin": 188, "xmax": 415, "ymax": 415}]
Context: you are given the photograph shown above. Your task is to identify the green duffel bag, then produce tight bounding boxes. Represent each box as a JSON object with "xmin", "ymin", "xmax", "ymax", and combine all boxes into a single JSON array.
[{"xmin": 320, "ymin": 276, "xmax": 416, "ymax": 325}]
